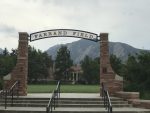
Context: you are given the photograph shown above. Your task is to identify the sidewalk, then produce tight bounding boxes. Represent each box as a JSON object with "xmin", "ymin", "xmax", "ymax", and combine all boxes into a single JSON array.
[
  {"xmin": 1, "ymin": 106, "xmax": 150, "ymax": 112},
  {"xmin": 22, "ymin": 93, "xmax": 101, "ymax": 98}
]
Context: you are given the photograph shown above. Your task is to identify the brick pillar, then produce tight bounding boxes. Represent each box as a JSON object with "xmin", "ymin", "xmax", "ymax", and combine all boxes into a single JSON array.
[
  {"xmin": 100, "ymin": 33, "xmax": 123, "ymax": 95},
  {"xmin": 4, "ymin": 32, "xmax": 28, "ymax": 96}
]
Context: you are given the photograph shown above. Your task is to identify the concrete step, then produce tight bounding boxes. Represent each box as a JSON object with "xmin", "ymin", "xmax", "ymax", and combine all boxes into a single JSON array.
[
  {"xmin": 57, "ymin": 104, "xmax": 131, "ymax": 108},
  {"xmin": 0, "ymin": 100, "xmax": 128, "ymax": 104},
  {"xmin": 1, "ymin": 96, "xmax": 123, "ymax": 101},
  {"xmin": 0, "ymin": 100, "xmax": 49, "ymax": 104},
  {"xmin": 0, "ymin": 103, "xmax": 131, "ymax": 107},
  {"xmin": 0, "ymin": 96, "xmax": 130, "ymax": 109},
  {"xmin": 0, "ymin": 107, "xmax": 150, "ymax": 113},
  {"xmin": 58, "ymin": 100, "xmax": 128, "ymax": 104},
  {"xmin": 53, "ymin": 107, "xmax": 150, "ymax": 113},
  {"xmin": 1, "ymin": 94, "xmax": 149, "ymax": 113}
]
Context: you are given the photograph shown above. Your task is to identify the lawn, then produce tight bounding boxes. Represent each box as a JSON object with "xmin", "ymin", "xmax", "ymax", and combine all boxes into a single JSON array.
[
  {"xmin": 27, "ymin": 84, "xmax": 150, "ymax": 100},
  {"xmin": 27, "ymin": 84, "xmax": 100, "ymax": 93}
]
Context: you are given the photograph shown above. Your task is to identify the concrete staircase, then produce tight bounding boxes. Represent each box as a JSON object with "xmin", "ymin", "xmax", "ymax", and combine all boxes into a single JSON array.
[{"xmin": 0, "ymin": 94, "xmax": 150, "ymax": 113}]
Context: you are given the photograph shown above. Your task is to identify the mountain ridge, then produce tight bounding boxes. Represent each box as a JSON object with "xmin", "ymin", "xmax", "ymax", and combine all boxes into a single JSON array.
[
  {"xmin": 0, "ymin": 40, "xmax": 146, "ymax": 64},
  {"xmin": 46, "ymin": 39, "xmax": 145, "ymax": 64}
]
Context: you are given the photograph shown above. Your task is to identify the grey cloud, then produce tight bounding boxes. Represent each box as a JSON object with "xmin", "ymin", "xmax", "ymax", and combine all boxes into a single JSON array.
[
  {"xmin": 0, "ymin": 24, "xmax": 16, "ymax": 33},
  {"xmin": 42, "ymin": 0, "xmax": 100, "ymax": 8},
  {"xmin": 0, "ymin": 24, "xmax": 17, "ymax": 38}
]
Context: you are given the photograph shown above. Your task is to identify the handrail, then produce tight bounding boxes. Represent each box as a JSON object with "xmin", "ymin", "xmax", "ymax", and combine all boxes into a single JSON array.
[
  {"xmin": 4, "ymin": 81, "xmax": 19, "ymax": 109},
  {"xmin": 9, "ymin": 81, "xmax": 19, "ymax": 107},
  {"xmin": 101, "ymin": 82, "xmax": 112, "ymax": 113},
  {"xmin": 0, "ymin": 90, "xmax": 3, "ymax": 98},
  {"xmin": 55, "ymin": 81, "xmax": 60, "ymax": 98},
  {"xmin": 0, "ymin": 90, "xmax": 4, "ymax": 106},
  {"xmin": 46, "ymin": 81, "xmax": 60, "ymax": 113}
]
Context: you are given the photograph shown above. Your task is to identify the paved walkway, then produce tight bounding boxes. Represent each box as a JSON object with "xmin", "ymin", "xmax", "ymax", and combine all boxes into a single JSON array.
[
  {"xmin": 1, "ymin": 106, "xmax": 150, "ymax": 112},
  {"xmin": 22, "ymin": 93, "xmax": 100, "ymax": 98}
]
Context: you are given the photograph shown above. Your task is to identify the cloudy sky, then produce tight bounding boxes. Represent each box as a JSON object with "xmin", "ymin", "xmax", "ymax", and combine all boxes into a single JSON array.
[{"xmin": 0, "ymin": 0, "xmax": 150, "ymax": 51}]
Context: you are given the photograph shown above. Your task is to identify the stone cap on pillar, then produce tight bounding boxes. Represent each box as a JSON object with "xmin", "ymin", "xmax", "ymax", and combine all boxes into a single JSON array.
[
  {"xmin": 100, "ymin": 33, "xmax": 108, "ymax": 41},
  {"xmin": 19, "ymin": 32, "xmax": 29, "ymax": 40}
]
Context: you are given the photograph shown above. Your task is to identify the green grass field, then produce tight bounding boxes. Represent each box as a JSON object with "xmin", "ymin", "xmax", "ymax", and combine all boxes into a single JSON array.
[
  {"xmin": 27, "ymin": 84, "xmax": 100, "ymax": 93},
  {"xmin": 27, "ymin": 84, "xmax": 150, "ymax": 100}
]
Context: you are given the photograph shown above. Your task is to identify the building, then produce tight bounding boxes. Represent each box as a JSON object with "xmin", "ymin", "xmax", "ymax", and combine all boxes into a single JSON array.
[{"xmin": 68, "ymin": 65, "xmax": 83, "ymax": 84}]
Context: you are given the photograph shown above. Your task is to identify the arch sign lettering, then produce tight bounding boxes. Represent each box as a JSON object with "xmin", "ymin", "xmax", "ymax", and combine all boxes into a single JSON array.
[{"xmin": 30, "ymin": 29, "xmax": 100, "ymax": 42}]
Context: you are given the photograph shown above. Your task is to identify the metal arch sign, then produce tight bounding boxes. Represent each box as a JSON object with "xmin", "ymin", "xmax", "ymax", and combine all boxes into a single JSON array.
[{"xmin": 30, "ymin": 29, "xmax": 100, "ymax": 42}]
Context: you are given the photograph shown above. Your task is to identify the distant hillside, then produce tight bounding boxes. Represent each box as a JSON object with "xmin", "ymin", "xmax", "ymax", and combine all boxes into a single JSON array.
[
  {"xmin": 46, "ymin": 39, "xmax": 145, "ymax": 64},
  {"xmin": 0, "ymin": 48, "xmax": 3, "ymax": 54}
]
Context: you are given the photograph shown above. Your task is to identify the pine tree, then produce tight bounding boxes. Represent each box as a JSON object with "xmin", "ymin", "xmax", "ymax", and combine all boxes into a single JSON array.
[
  {"xmin": 81, "ymin": 56, "xmax": 99, "ymax": 84},
  {"xmin": 28, "ymin": 46, "xmax": 53, "ymax": 82},
  {"xmin": 55, "ymin": 45, "xmax": 73, "ymax": 80}
]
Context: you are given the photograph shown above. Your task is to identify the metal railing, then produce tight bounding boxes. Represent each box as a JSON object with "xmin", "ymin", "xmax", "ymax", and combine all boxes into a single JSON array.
[
  {"xmin": 101, "ymin": 82, "xmax": 112, "ymax": 113},
  {"xmin": 1, "ymin": 81, "xmax": 19, "ymax": 109},
  {"xmin": 46, "ymin": 81, "xmax": 60, "ymax": 113},
  {"xmin": 9, "ymin": 81, "xmax": 19, "ymax": 107},
  {"xmin": 0, "ymin": 90, "xmax": 4, "ymax": 106},
  {"xmin": 0, "ymin": 90, "xmax": 4, "ymax": 98}
]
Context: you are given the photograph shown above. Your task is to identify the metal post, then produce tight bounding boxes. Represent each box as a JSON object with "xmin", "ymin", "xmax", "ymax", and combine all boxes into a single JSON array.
[
  {"xmin": 54, "ymin": 94, "xmax": 55, "ymax": 110},
  {"xmin": 17, "ymin": 81, "xmax": 19, "ymax": 98},
  {"xmin": 46, "ymin": 107, "xmax": 49, "ymax": 113},
  {"xmin": 5, "ymin": 90, "xmax": 7, "ymax": 109},
  {"xmin": 104, "ymin": 93, "xmax": 106, "ymax": 109},
  {"xmin": 51, "ymin": 102, "xmax": 52, "ymax": 113},
  {"xmin": 110, "ymin": 106, "xmax": 112, "ymax": 113},
  {"xmin": 57, "ymin": 90, "xmax": 58, "ymax": 107},
  {"xmin": 11, "ymin": 88, "xmax": 13, "ymax": 106},
  {"xmin": 59, "ymin": 84, "xmax": 60, "ymax": 98}
]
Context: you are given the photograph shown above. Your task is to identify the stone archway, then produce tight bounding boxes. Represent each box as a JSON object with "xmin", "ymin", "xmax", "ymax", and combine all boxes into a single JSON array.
[{"xmin": 4, "ymin": 30, "xmax": 123, "ymax": 96}]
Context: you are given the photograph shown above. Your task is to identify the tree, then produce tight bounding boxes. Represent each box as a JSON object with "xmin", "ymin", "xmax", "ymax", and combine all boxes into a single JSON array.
[
  {"xmin": 110, "ymin": 54, "xmax": 123, "ymax": 76},
  {"xmin": 2, "ymin": 48, "xmax": 9, "ymax": 56},
  {"xmin": 123, "ymin": 52, "xmax": 150, "ymax": 91},
  {"xmin": 0, "ymin": 48, "xmax": 17, "ymax": 89},
  {"xmin": 0, "ymin": 46, "xmax": 53, "ymax": 85},
  {"xmin": 81, "ymin": 56, "xmax": 99, "ymax": 84},
  {"xmin": 10, "ymin": 49, "xmax": 17, "ymax": 65},
  {"xmin": 28, "ymin": 46, "xmax": 53, "ymax": 82},
  {"xmin": 55, "ymin": 46, "xmax": 73, "ymax": 80},
  {"xmin": 0, "ymin": 49, "xmax": 17, "ymax": 76},
  {"xmin": 136, "ymin": 52, "xmax": 150, "ymax": 90}
]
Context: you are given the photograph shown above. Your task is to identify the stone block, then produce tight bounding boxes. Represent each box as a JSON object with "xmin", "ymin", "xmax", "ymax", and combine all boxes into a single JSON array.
[
  {"xmin": 115, "ymin": 91, "xmax": 140, "ymax": 100},
  {"xmin": 128, "ymin": 99, "xmax": 150, "ymax": 109}
]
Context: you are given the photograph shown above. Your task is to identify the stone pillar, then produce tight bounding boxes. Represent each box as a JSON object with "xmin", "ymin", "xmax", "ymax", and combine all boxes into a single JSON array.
[
  {"xmin": 4, "ymin": 32, "xmax": 28, "ymax": 96},
  {"xmin": 100, "ymin": 33, "xmax": 123, "ymax": 95}
]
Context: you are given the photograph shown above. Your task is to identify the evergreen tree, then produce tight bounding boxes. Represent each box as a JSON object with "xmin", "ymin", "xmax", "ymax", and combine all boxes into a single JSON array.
[
  {"xmin": 123, "ymin": 52, "xmax": 150, "ymax": 91},
  {"xmin": 0, "ymin": 48, "xmax": 17, "ymax": 89},
  {"xmin": 55, "ymin": 45, "xmax": 73, "ymax": 80},
  {"xmin": 28, "ymin": 46, "xmax": 53, "ymax": 82},
  {"xmin": 81, "ymin": 56, "xmax": 99, "ymax": 84},
  {"xmin": 0, "ymin": 49, "xmax": 17, "ymax": 76},
  {"xmin": 110, "ymin": 54, "xmax": 123, "ymax": 76},
  {"xmin": 3, "ymin": 48, "xmax": 9, "ymax": 56}
]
